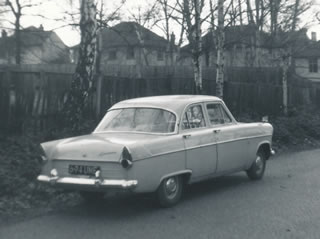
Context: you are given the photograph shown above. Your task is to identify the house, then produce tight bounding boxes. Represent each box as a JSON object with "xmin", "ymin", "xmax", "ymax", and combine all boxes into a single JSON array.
[
  {"xmin": 294, "ymin": 32, "xmax": 320, "ymax": 82},
  {"xmin": 178, "ymin": 25, "xmax": 285, "ymax": 68},
  {"xmin": 71, "ymin": 22, "xmax": 177, "ymax": 66},
  {"xmin": 0, "ymin": 25, "xmax": 70, "ymax": 64}
]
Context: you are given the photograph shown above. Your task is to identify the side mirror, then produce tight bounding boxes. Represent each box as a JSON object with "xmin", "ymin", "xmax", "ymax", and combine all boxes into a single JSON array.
[{"xmin": 262, "ymin": 116, "xmax": 269, "ymax": 123}]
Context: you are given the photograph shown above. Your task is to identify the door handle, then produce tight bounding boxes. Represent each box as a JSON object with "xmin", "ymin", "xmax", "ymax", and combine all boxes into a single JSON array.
[
  {"xmin": 183, "ymin": 134, "xmax": 191, "ymax": 139},
  {"xmin": 213, "ymin": 129, "xmax": 221, "ymax": 134}
]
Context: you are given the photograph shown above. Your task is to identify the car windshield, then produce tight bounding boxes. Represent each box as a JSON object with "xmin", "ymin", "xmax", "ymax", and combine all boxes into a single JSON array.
[{"xmin": 94, "ymin": 108, "xmax": 176, "ymax": 133}]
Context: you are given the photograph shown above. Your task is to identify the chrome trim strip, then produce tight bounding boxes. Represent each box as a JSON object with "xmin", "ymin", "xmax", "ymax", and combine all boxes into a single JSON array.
[
  {"xmin": 37, "ymin": 175, "xmax": 138, "ymax": 189},
  {"xmin": 216, "ymin": 134, "xmax": 272, "ymax": 145},
  {"xmin": 134, "ymin": 134, "xmax": 272, "ymax": 162}
]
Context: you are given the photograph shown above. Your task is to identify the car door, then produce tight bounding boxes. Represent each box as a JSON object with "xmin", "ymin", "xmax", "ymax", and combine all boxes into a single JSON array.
[
  {"xmin": 205, "ymin": 103, "xmax": 248, "ymax": 173},
  {"xmin": 181, "ymin": 103, "xmax": 218, "ymax": 180}
]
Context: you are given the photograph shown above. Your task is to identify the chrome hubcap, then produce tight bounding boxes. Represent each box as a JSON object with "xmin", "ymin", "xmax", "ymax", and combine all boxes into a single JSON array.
[
  {"xmin": 255, "ymin": 156, "xmax": 263, "ymax": 173},
  {"xmin": 165, "ymin": 177, "xmax": 178, "ymax": 197}
]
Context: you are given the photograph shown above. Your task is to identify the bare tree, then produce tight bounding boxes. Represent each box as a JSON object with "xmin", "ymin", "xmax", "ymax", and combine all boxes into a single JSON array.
[
  {"xmin": 64, "ymin": 0, "xmax": 97, "ymax": 130},
  {"xmin": 177, "ymin": 0, "xmax": 206, "ymax": 94},
  {"xmin": 215, "ymin": 0, "xmax": 225, "ymax": 99},
  {"xmin": 1, "ymin": 0, "xmax": 42, "ymax": 64},
  {"xmin": 127, "ymin": 1, "xmax": 161, "ymax": 29}
]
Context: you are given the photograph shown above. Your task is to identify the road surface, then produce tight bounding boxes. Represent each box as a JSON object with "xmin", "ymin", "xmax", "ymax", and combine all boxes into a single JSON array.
[{"xmin": 1, "ymin": 149, "xmax": 320, "ymax": 239}]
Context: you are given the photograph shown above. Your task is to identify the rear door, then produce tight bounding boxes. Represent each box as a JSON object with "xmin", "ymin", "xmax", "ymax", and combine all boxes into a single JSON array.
[{"xmin": 181, "ymin": 103, "xmax": 218, "ymax": 179}]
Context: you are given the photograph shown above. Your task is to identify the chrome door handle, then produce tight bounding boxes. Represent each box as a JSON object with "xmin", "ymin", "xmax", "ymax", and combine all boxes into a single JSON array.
[
  {"xmin": 213, "ymin": 129, "xmax": 221, "ymax": 134},
  {"xmin": 183, "ymin": 134, "xmax": 191, "ymax": 139}
]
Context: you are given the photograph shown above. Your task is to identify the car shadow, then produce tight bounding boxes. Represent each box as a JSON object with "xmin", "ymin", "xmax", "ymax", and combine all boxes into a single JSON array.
[
  {"xmin": 183, "ymin": 173, "xmax": 251, "ymax": 201},
  {"xmin": 53, "ymin": 173, "xmax": 252, "ymax": 220}
]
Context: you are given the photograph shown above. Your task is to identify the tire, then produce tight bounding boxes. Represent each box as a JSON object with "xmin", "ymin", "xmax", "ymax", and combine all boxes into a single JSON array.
[
  {"xmin": 246, "ymin": 150, "xmax": 266, "ymax": 180},
  {"xmin": 156, "ymin": 175, "xmax": 183, "ymax": 207},
  {"xmin": 79, "ymin": 191, "xmax": 105, "ymax": 203}
]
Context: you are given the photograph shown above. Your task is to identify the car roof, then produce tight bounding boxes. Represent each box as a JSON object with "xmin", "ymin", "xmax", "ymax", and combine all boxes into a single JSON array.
[{"xmin": 109, "ymin": 95, "xmax": 222, "ymax": 116}]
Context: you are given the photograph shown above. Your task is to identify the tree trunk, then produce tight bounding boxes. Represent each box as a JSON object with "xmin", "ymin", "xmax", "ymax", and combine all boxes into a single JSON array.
[
  {"xmin": 216, "ymin": 0, "xmax": 224, "ymax": 99},
  {"xmin": 282, "ymin": 57, "xmax": 289, "ymax": 116},
  {"xmin": 95, "ymin": 29, "xmax": 102, "ymax": 118},
  {"xmin": 65, "ymin": 0, "xmax": 97, "ymax": 130},
  {"xmin": 134, "ymin": 23, "xmax": 149, "ymax": 66},
  {"xmin": 15, "ymin": 16, "xmax": 21, "ymax": 64},
  {"xmin": 238, "ymin": 0, "xmax": 243, "ymax": 25},
  {"xmin": 246, "ymin": 0, "xmax": 254, "ymax": 25},
  {"xmin": 194, "ymin": 0, "xmax": 202, "ymax": 94},
  {"xmin": 291, "ymin": 0, "xmax": 300, "ymax": 32}
]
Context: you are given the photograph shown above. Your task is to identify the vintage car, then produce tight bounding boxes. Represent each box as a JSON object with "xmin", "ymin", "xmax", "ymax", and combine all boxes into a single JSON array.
[{"xmin": 37, "ymin": 95, "xmax": 274, "ymax": 207}]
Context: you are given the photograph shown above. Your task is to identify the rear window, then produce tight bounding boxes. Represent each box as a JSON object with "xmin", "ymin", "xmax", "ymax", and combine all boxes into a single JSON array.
[{"xmin": 94, "ymin": 108, "xmax": 176, "ymax": 133}]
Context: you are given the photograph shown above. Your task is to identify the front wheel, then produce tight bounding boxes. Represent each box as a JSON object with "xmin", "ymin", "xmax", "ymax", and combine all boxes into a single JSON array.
[
  {"xmin": 156, "ymin": 175, "xmax": 183, "ymax": 207},
  {"xmin": 246, "ymin": 151, "xmax": 266, "ymax": 180}
]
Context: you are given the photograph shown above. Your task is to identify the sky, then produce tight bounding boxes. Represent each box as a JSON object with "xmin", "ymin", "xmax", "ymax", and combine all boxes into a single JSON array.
[{"xmin": 1, "ymin": 0, "xmax": 320, "ymax": 47}]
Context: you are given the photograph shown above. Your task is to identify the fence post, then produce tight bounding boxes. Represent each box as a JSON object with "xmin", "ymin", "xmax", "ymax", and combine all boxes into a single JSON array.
[{"xmin": 6, "ymin": 69, "xmax": 16, "ymax": 133}]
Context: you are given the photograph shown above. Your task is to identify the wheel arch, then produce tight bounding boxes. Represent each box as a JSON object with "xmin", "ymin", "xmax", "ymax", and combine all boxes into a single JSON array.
[
  {"xmin": 257, "ymin": 141, "xmax": 272, "ymax": 160},
  {"xmin": 158, "ymin": 170, "xmax": 192, "ymax": 189}
]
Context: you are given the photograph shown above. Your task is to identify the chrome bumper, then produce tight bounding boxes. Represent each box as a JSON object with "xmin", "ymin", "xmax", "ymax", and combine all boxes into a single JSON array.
[
  {"xmin": 37, "ymin": 175, "xmax": 138, "ymax": 189},
  {"xmin": 271, "ymin": 148, "xmax": 276, "ymax": 156}
]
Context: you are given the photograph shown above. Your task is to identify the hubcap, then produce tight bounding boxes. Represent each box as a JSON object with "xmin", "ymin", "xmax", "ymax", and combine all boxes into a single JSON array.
[
  {"xmin": 165, "ymin": 177, "xmax": 178, "ymax": 197},
  {"xmin": 255, "ymin": 156, "xmax": 263, "ymax": 174}
]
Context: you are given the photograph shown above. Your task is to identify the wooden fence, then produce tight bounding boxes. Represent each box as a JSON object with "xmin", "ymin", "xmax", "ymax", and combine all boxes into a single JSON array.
[{"xmin": 0, "ymin": 64, "xmax": 319, "ymax": 134}]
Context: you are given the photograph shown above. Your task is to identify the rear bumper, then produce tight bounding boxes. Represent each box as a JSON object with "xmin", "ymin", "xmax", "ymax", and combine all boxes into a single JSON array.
[{"xmin": 37, "ymin": 175, "xmax": 138, "ymax": 189}]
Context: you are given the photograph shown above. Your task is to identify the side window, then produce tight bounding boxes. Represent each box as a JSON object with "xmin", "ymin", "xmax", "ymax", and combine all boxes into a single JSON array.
[
  {"xmin": 181, "ymin": 104, "xmax": 206, "ymax": 130},
  {"xmin": 206, "ymin": 104, "xmax": 232, "ymax": 125}
]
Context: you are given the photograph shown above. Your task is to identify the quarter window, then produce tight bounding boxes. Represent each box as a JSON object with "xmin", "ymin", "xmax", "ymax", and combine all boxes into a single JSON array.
[
  {"xmin": 206, "ymin": 104, "xmax": 232, "ymax": 125},
  {"xmin": 181, "ymin": 104, "xmax": 206, "ymax": 130}
]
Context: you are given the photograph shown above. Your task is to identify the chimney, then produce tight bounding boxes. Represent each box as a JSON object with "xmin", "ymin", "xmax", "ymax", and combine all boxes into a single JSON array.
[
  {"xmin": 170, "ymin": 32, "xmax": 176, "ymax": 46},
  {"xmin": 1, "ymin": 30, "xmax": 7, "ymax": 38},
  {"xmin": 311, "ymin": 32, "xmax": 317, "ymax": 41}
]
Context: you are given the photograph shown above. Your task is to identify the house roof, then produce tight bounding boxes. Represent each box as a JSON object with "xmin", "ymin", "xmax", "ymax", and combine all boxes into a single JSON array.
[
  {"xmin": 0, "ymin": 26, "xmax": 69, "ymax": 63},
  {"xmin": 0, "ymin": 26, "xmax": 52, "ymax": 47},
  {"xmin": 181, "ymin": 25, "xmax": 310, "ymax": 55},
  {"xmin": 100, "ymin": 22, "xmax": 169, "ymax": 49},
  {"xmin": 19, "ymin": 26, "xmax": 52, "ymax": 47},
  {"xmin": 0, "ymin": 26, "xmax": 53, "ymax": 57},
  {"xmin": 294, "ymin": 41, "xmax": 320, "ymax": 58}
]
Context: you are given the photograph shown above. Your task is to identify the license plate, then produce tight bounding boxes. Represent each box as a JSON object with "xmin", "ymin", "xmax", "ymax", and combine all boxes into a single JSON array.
[{"xmin": 68, "ymin": 165, "xmax": 100, "ymax": 176}]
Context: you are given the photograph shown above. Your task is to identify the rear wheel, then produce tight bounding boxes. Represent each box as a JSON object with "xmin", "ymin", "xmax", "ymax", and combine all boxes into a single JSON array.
[
  {"xmin": 156, "ymin": 175, "xmax": 183, "ymax": 207},
  {"xmin": 246, "ymin": 150, "xmax": 266, "ymax": 180},
  {"xmin": 79, "ymin": 191, "xmax": 105, "ymax": 202}
]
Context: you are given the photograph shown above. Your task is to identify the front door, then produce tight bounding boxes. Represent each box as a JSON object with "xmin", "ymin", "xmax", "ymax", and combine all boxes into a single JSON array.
[
  {"xmin": 181, "ymin": 104, "xmax": 218, "ymax": 179},
  {"xmin": 205, "ymin": 103, "xmax": 248, "ymax": 173}
]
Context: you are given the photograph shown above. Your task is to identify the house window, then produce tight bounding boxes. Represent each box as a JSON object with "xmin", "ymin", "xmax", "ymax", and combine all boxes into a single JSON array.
[
  {"xmin": 127, "ymin": 47, "xmax": 134, "ymax": 59},
  {"xmin": 157, "ymin": 51, "xmax": 164, "ymax": 61},
  {"xmin": 109, "ymin": 50, "xmax": 117, "ymax": 60},
  {"xmin": 309, "ymin": 58, "xmax": 318, "ymax": 73}
]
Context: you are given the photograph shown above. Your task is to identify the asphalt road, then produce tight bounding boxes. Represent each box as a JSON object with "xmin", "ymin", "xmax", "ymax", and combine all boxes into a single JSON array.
[{"xmin": 1, "ymin": 149, "xmax": 320, "ymax": 239}]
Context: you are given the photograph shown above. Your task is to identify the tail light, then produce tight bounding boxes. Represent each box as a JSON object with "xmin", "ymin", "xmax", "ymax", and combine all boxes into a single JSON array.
[
  {"xmin": 39, "ymin": 146, "xmax": 48, "ymax": 164},
  {"xmin": 121, "ymin": 147, "xmax": 133, "ymax": 169}
]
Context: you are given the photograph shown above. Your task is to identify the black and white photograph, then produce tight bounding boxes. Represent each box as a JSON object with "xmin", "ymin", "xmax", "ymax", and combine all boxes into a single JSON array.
[{"xmin": 0, "ymin": 0, "xmax": 320, "ymax": 238}]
